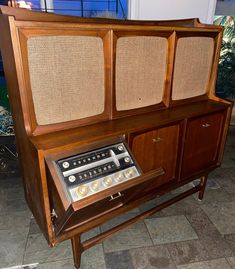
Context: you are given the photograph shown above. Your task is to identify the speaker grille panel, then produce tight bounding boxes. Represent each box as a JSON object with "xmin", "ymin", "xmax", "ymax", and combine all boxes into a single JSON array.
[
  {"xmin": 27, "ymin": 36, "xmax": 105, "ymax": 125},
  {"xmin": 172, "ymin": 37, "xmax": 214, "ymax": 100},
  {"xmin": 116, "ymin": 36, "xmax": 167, "ymax": 111}
]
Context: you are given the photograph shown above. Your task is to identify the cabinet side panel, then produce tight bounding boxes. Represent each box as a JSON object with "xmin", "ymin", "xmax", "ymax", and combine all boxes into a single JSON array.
[{"xmin": 0, "ymin": 16, "xmax": 53, "ymax": 242}]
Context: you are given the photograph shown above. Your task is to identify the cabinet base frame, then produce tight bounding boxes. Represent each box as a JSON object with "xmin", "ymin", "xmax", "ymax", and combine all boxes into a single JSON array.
[{"xmin": 71, "ymin": 178, "xmax": 205, "ymax": 268}]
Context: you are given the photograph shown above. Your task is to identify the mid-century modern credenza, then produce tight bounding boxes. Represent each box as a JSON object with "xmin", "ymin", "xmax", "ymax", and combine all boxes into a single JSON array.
[{"xmin": 0, "ymin": 6, "xmax": 233, "ymax": 268}]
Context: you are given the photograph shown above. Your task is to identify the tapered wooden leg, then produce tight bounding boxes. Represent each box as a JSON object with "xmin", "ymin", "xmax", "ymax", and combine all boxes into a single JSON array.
[
  {"xmin": 198, "ymin": 175, "xmax": 208, "ymax": 201},
  {"xmin": 71, "ymin": 235, "xmax": 83, "ymax": 269}
]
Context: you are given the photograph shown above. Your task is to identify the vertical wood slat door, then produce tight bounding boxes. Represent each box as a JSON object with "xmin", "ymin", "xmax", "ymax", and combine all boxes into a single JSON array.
[
  {"xmin": 181, "ymin": 112, "xmax": 225, "ymax": 179},
  {"xmin": 131, "ymin": 125, "xmax": 179, "ymax": 187}
]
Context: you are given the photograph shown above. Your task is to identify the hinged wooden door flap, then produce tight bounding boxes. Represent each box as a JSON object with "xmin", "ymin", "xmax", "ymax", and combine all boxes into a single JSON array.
[
  {"xmin": 45, "ymin": 137, "xmax": 165, "ymax": 236},
  {"xmin": 54, "ymin": 168, "xmax": 164, "ymax": 236}
]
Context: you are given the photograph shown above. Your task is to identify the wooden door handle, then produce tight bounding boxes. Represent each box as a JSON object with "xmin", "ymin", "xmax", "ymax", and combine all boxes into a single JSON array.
[
  {"xmin": 153, "ymin": 137, "xmax": 162, "ymax": 143},
  {"xmin": 202, "ymin": 123, "xmax": 211, "ymax": 128}
]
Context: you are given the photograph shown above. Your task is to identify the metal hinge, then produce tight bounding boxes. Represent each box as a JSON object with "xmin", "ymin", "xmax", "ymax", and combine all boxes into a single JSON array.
[{"xmin": 51, "ymin": 209, "xmax": 58, "ymax": 219}]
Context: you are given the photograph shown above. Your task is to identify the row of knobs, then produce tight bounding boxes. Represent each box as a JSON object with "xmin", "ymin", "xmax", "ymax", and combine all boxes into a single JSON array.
[{"xmin": 76, "ymin": 168, "xmax": 135, "ymax": 197}]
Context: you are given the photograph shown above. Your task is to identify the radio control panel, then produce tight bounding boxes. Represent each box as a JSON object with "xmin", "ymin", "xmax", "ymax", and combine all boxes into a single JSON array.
[{"xmin": 55, "ymin": 143, "xmax": 141, "ymax": 202}]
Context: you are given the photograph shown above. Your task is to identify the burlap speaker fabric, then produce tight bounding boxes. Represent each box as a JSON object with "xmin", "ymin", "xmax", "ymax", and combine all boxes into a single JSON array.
[
  {"xmin": 172, "ymin": 37, "xmax": 214, "ymax": 100},
  {"xmin": 27, "ymin": 35, "xmax": 105, "ymax": 125},
  {"xmin": 116, "ymin": 36, "xmax": 167, "ymax": 111}
]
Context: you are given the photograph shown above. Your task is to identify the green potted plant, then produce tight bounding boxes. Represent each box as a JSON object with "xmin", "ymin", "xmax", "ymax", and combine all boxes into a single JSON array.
[{"xmin": 214, "ymin": 16, "xmax": 235, "ymax": 100}]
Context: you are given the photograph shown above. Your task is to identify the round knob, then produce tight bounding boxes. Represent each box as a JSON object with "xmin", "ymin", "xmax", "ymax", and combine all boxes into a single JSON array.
[
  {"xmin": 103, "ymin": 177, "xmax": 113, "ymax": 187},
  {"xmin": 114, "ymin": 172, "xmax": 124, "ymax": 183},
  {"xmin": 118, "ymin": 145, "xmax": 124, "ymax": 151},
  {"xmin": 77, "ymin": 185, "xmax": 89, "ymax": 197},
  {"xmin": 124, "ymin": 157, "xmax": 130, "ymax": 163},
  {"xmin": 62, "ymin": 161, "xmax": 70, "ymax": 169},
  {"xmin": 124, "ymin": 168, "xmax": 134, "ymax": 178},
  {"xmin": 91, "ymin": 181, "xmax": 100, "ymax": 192},
  {"xmin": 68, "ymin": 175, "xmax": 76, "ymax": 183}
]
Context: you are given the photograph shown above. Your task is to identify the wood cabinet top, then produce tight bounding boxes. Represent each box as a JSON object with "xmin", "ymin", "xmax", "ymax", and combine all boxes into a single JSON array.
[
  {"xmin": 30, "ymin": 100, "xmax": 229, "ymax": 151},
  {"xmin": 0, "ymin": 6, "xmax": 222, "ymax": 29}
]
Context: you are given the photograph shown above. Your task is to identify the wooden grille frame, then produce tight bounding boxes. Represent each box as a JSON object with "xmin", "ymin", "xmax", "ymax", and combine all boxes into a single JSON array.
[
  {"xmin": 16, "ymin": 24, "xmax": 112, "ymax": 135},
  {"xmin": 5, "ymin": 18, "xmax": 223, "ymax": 136}
]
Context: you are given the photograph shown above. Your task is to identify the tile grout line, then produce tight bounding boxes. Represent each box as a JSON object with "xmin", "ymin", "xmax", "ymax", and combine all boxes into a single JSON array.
[
  {"xmin": 184, "ymin": 212, "xmax": 234, "ymax": 261},
  {"xmin": 34, "ymin": 258, "xmax": 74, "ymax": 268},
  {"xmin": 197, "ymin": 204, "xmax": 234, "ymax": 237},
  {"xmin": 165, "ymin": 239, "xmax": 224, "ymax": 267},
  {"xmin": 99, "ymin": 225, "xmax": 108, "ymax": 269},
  {"xmin": 163, "ymin": 243, "xmax": 178, "ymax": 269},
  {"xmin": 22, "ymin": 216, "xmax": 32, "ymax": 266},
  {"xmin": 225, "ymin": 257, "xmax": 235, "ymax": 269},
  {"xmin": 142, "ymin": 217, "xmax": 155, "ymax": 247}
]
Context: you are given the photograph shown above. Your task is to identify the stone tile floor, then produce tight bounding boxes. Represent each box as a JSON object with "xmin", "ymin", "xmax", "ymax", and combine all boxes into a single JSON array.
[{"xmin": 0, "ymin": 126, "xmax": 235, "ymax": 269}]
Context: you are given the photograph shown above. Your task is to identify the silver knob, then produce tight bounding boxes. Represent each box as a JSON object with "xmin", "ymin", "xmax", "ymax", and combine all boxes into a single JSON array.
[
  {"xmin": 114, "ymin": 172, "xmax": 124, "ymax": 182},
  {"xmin": 77, "ymin": 185, "xmax": 89, "ymax": 197},
  {"xmin": 103, "ymin": 177, "xmax": 113, "ymax": 187},
  {"xmin": 124, "ymin": 157, "xmax": 130, "ymax": 163},
  {"xmin": 91, "ymin": 181, "xmax": 100, "ymax": 192},
  {"xmin": 68, "ymin": 175, "xmax": 76, "ymax": 183},
  {"xmin": 124, "ymin": 168, "xmax": 135, "ymax": 178},
  {"xmin": 62, "ymin": 162, "xmax": 70, "ymax": 169},
  {"xmin": 118, "ymin": 145, "xmax": 124, "ymax": 151}
]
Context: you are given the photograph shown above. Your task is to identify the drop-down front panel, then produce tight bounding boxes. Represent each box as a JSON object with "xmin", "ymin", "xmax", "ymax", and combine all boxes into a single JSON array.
[{"xmin": 55, "ymin": 142, "xmax": 141, "ymax": 203}]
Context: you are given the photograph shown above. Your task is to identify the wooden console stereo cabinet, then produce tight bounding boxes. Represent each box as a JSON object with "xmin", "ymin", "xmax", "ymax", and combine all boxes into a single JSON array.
[{"xmin": 0, "ymin": 6, "xmax": 233, "ymax": 268}]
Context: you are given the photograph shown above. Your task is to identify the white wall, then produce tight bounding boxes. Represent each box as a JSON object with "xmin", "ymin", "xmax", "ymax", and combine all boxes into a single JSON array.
[{"xmin": 128, "ymin": 0, "xmax": 217, "ymax": 24}]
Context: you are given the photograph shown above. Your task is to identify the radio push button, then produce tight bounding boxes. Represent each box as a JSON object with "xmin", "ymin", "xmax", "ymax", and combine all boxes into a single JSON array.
[
  {"xmin": 103, "ymin": 177, "xmax": 113, "ymax": 187},
  {"xmin": 77, "ymin": 185, "xmax": 89, "ymax": 197},
  {"xmin": 124, "ymin": 157, "xmax": 130, "ymax": 163}
]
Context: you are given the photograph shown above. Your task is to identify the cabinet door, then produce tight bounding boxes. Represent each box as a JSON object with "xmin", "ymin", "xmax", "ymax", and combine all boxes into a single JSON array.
[
  {"xmin": 131, "ymin": 125, "xmax": 180, "ymax": 187},
  {"xmin": 181, "ymin": 112, "xmax": 224, "ymax": 179}
]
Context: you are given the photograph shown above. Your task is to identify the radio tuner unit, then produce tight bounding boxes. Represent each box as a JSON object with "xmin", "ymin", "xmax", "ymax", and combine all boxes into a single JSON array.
[{"xmin": 55, "ymin": 143, "xmax": 141, "ymax": 202}]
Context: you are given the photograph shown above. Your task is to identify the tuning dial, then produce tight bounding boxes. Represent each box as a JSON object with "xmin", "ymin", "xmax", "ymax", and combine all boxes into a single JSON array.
[
  {"xmin": 77, "ymin": 185, "xmax": 89, "ymax": 197},
  {"xmin": 124, "ymin": 168, "xmax": 135, "ymax": 178},
  {"xmin": 103, "ymin": 177, "xmax": 113, "ymax": 187},
  {"xmin": 114, "ymin": 172, "xmax": 124, "ymax": 183},
  {"xmin": 68, "ymin": 175, "xmax": 76, "ymax": 183},
  {"xmin": 118, "ymin": 145, "xmax": 124, "ymax": 151},
  {"xmin": 91, "ymin": 181, "xmax": 100, "ymax": 192},
  {"xmin": 62, "ymin": 161, "xmax": 70, "ymax": 169},
  {"xmin": 124, "ymin": 157, "xmax": 130, "ymax": 163}
]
